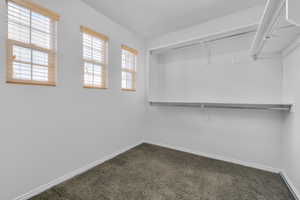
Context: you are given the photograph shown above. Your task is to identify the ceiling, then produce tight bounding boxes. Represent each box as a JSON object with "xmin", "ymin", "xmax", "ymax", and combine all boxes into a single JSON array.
[{"xmin": 82, "ymin": 0, "xmax": 265, "ymax": 39}]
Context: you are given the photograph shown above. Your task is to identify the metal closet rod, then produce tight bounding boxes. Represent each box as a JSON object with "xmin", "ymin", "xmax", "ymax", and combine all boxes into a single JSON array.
[
  {"xmin": 171, "ymin": 24, "xmax": 296, "ymax": 51},
  {"xmin": 149, "ymin": 101, "xmax": 292, "ymax": 111}
]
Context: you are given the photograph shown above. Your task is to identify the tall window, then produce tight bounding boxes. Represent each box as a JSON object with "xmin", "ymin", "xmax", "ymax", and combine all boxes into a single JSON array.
[
  {"xmin": 81, "ymin": 26, "xmax": 108, "ymax": 89},
  {"xmin": 121, "ymin": 45, "xmax": 138, "ymax": 91},
  {"xmin": 7, "ymin": 0, "xmax": 59, "ymax": 86}
]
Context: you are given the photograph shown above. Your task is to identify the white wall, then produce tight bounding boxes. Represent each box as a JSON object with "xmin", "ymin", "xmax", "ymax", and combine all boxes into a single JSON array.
[
  {"xmin": 282, "ymin": 40, "xmax": 300, "ymax": 196},
  {"xmin": 146, "ymin": 6, "xmax": 284, "ymax": 171},
  {"xmin": 149, "ymin": 35, "xmax": 283, "ymax": 103},
  {"xmin": 0, "ymin": 0, "xmax": 146, "ymax": 199}
]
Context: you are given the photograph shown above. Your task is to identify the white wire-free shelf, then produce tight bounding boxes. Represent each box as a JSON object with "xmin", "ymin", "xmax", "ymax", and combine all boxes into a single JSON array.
[{"xmin": 149, "ymin": 100, "xmax": 292, "ymax": 111}]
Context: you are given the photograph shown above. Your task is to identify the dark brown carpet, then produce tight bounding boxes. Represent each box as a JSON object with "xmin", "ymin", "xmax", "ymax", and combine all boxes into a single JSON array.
[{"xmin": 30, "ymin": 143, "xmax": 293, "ymax": 200}]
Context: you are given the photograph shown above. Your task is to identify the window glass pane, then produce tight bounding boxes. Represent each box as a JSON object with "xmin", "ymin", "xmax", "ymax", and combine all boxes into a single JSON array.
[
  {"xmin": 122, "ymin": 71, "xmax": 133, "ymax": 89},
  {"xmin": 83, "ymin": 63, "xmax": 104, "ymax": 87},
  {"xmin": 126, "ymin": 72, "xmax": 133, "ymax": 89},
  {"xmin": 83, "ymin": 33, "xmax": 92, "ymax": 46},
  {"xmin": 83, "ymin": 45, "xmax": 92, "ymax": 60},
  {"xmin": 13, "ymin": 45, "xmax": 31, "ymax": 62},
  {"xmin": 93, "ymin": 37, "xmax": 104, "ymax": 51},
  {"xmin": 8, "ymin": 23, "xmax": 30, "ymax": 43},
  {"xmin": 32, "ymin": 65, "xmax": 48, "ymax": 81},
  {"xmin": 31, "ymin": 12, "xmax": 50, "ymax": 33},
  {"xmin": 12, "ymin": 47, "xmax": 50, "ymax": 82},
  {"xmin": 122, "ymin": 71, "xmax": 127, "ymax": 89},
  {"xmin": 93, "ymin": 64, "xmax": 102, "ymax": 86},
  {"xmin": 93, "ymin": 64, "xmax": 101, "ymax": 75},
  {"xmin": 31, "ymin": 29, "xmax": 51, "ymax": 49},
  {"xmin": 83, "ymin": 33, "xmax": 106, "ymax": 64},
  {"xmin": 8, "ymin": 2, "xmax": 30, "ymax": 25},
  {"xmin": 122, "ymin": 50, "xmax": 136, "ymax": 70},
  {"xmin": 127, "ymin": 72, "xmax": 133, "ymax": 80},
  {"xmin": 122, "ymin": 52, "xmax": 126, "ymax": 65},
  {"xmin": 83, "ymin": 33, "xmax": 92, "ymax": 60},
  {"xmin": 93, "ymin": 49, "xmax": 103, "ymax": 63},
  {"xmin": 84, "ymin": 62, "xmax": 93, "ymax": 86},
  {"xmin": 31, "ymin": 12, "xmax": 51, "ymax": 49},
  {"xmin": 33, "ymin": 50, "xmax": 48, "ymax": 66},
  {"xmin": 126, "ymin": 51, "xmax": 131, "ymax": 69},
  {"xmin": 8, "ymin": 3, "xmax": 52, "ymax": 49},
  {"xmin": 92, "ymin": 37, "xmax": 105, "ymax": 63},
  {"xmin": 8, "ymin": 2, "xmax": 30, "ymax": 43},
  {"xmin": 94, "ymin": 76, "xmax": 101, "ymax": 86},
  {"xmin": 127, "ymin": 78, "xmax": 132, "ymax": 89},
  {"xmin": 122, "ymin": 80, "xmax": 127, "ymax": 89},
  {"xmin": 13, "ymin": 62, "xmax": 31, "ymax": 80}
]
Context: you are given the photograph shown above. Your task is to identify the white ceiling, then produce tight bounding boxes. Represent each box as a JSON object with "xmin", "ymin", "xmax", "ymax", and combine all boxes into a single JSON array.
[{"xmin": 82, "ymin": 0, "xmax": 265, "ymax": 38}]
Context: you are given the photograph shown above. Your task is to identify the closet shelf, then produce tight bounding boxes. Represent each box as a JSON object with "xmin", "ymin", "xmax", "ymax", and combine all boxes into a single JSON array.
[
  {"xmin": 149, "ymin": 24, "xmax": 257, "ymax": 55},
  {"xmin": 149, "ymin": 100, "xmax": 292, "ymax": 111}
]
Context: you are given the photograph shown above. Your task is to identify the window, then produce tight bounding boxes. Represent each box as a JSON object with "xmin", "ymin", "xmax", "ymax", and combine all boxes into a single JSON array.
[
  {"xmin": 81, "ymin": 26, "xmax": 108, "ymax": 89},
  {"xmin": 7, "ymin": 0, "xmax": 59, "ymax": 86},
  {"xmin": 121, "ymin": 45, "xmax": 138, "ymax": 91}
]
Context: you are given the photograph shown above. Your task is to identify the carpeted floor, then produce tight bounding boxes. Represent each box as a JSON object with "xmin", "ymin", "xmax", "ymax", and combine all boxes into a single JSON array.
[{"xmin": 30, "ymin": 143, "xmax": 294, "ymax": 200}]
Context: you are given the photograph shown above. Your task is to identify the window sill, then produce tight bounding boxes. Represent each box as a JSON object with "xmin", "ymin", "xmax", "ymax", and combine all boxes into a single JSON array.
[
  {"xmin": 83, "ymin": 86, "xmax": 107, "ymax": 89},
  {"xmin": 6, "ymin": 80, "xmax": 56, "ymax": 87},
  {"xmin": 121, "ymin": 88, "xmax": 136, "ymax": 92}
]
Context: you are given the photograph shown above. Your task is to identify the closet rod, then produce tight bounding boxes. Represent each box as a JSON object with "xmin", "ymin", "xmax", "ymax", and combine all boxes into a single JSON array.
[{"xmin": 149, "ymin": 101, "xmax": 292, "ymax": 111}]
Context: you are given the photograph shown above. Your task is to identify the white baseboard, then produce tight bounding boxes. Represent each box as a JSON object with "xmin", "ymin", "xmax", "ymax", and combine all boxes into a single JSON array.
[
  {"xmin": 13, "ymin": 142, "xmax": 143, "ymax": 200},
  {"xmin": 147, "ymin": 142, "xmax": 299, "ymax": 199},
  {"xmin": 144, "ymin": 141, "xmax": 300, "ymax": 200},
  {"xmin": 145, "ymin": 141, "xmax": 281, "ymax": 173},
  {"xmin": 280, "ymin": 171, "xmax": 300, "ymax": 200},
  {"xmin": 12, "ymin": 141, "xmax": 299, "ymax": 200}
]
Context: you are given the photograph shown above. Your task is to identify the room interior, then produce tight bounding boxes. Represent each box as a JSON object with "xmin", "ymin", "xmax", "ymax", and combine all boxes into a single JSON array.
[{"xmin": 1, "ymin": 0, "xmax": 300, "ymax": 199}]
